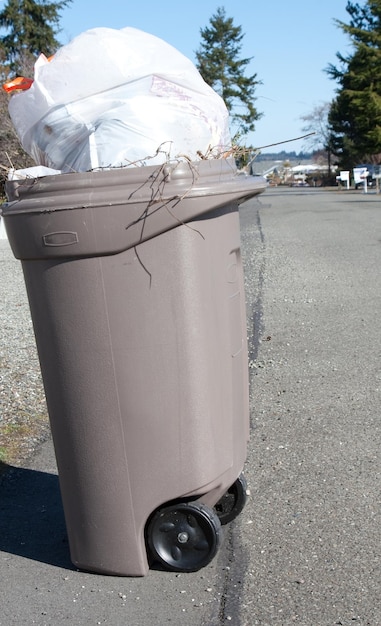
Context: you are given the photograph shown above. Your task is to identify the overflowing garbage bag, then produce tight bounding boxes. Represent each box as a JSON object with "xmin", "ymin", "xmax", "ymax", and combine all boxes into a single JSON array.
[{"xmin": 6, "ymin": 27, "xmax": 231, "ymax": 172}]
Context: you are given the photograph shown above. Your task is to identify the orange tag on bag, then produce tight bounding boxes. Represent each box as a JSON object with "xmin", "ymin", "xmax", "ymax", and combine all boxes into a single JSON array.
[
  {"xmin": 3, "ymin": 76, "xmax": 34, "ymax": 93},
  {"xmin": 3, "ymin": 55, "xmax": 53, "ymax": 92}
]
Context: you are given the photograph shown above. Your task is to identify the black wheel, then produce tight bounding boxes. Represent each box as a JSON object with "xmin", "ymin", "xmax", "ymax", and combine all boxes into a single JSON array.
[
  {"xmin": 214, "ymin": 473, "xmax": 248, "ymax": 525},
  {"xmin": 147, "ymin": 502, "xmax": 222, "ymax": 572}
]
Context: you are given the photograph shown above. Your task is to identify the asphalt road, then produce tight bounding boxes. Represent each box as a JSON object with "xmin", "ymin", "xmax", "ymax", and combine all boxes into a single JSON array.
[{"xmin": 1, "ymin": 186, "xmax": 380, "ymax": 625}]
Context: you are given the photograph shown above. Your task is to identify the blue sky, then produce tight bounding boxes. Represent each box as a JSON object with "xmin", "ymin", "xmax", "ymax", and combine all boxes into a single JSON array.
[{"xmin": 4, "ymin": 0, "xmax": 354, "ymax": 154}]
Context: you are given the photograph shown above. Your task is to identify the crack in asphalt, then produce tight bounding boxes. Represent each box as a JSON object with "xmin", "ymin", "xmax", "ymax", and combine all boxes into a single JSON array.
[
  {"xmin": 249, "ymin": 204, "xmax": 266, "ymax": 367},
  {"xmin": 208, "ymin": 201, "xmax": 267, "ymax": 626},
  {"xmin": 222, "ymin": 523, "xmax": 250, "ymax": 625}
]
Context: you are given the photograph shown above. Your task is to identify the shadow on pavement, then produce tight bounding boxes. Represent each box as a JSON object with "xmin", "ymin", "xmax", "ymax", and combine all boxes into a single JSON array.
[
  {"xmin": 0, "ymin": 463, "xmax": 73, "ymax": 570},
  {"xmin": 0, "ymin": 460, "xmax": 8, "ymax": 478}
]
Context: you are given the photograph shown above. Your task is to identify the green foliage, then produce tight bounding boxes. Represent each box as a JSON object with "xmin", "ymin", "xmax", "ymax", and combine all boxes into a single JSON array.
[
  {"xmin": 195, "ymin": 6, "xmax": 262, "ymax": 136},
  {"xmin": 0, "ymin": 0, "xmax": 71, "ymax": 195},
  {"xmin": 0, "ymin": 0, "xmax": 72, "ymax": 76},
  {"xmin": 327, "ymin": 0, "xmax": 381, "ymax": 168}
]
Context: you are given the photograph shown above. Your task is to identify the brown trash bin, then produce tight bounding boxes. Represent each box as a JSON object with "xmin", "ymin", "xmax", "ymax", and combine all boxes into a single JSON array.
[{"xmin": 3, "ymin": 158, "xmax": 266, "ymax": 576}]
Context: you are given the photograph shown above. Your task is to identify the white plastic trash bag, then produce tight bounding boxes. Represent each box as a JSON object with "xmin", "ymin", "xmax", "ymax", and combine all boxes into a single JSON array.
[
  {"xmin": 7, "ymin": 166, "xmax": 62, "ymax": 180},
  {"xmin": 7, "ymin": 27, "xmax": 231, "ymax": 172}
]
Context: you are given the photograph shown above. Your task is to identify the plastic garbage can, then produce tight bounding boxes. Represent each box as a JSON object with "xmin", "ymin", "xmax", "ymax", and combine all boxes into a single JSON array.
[{"xmin": 3, "ymin": 158, "xmax": 266, "ymax": 576}]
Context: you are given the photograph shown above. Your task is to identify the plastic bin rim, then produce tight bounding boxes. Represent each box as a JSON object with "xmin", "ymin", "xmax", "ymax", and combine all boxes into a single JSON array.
[{"xmin": 4, "ymin": 157, "xmax": 267, "ymax": 210}]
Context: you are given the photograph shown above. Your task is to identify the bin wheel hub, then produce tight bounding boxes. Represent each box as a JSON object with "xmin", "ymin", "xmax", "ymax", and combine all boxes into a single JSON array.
[{"xmin": 147, "ymin": 502, "xmax": 222, "ymax": 572}]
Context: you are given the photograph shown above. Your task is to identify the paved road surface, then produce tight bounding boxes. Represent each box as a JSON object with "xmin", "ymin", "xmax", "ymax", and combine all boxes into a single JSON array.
[{"xmin": 1, "ymin": 187, "xmax": 380, "ymax": 625}]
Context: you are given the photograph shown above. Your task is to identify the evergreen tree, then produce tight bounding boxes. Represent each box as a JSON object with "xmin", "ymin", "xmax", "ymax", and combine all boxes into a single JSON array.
[
  {"xmin": 0, "ymin": 0, "xmax": 72, "ymax": 76},
  {"xmin": 0, "ymin": 0, "xmax": 71, "ymax": 195},
  {"xmin": 327, "ymin": 0, "xmax": 381, "ymax": 168},
  {"xmin": 195, "ymin": 6, "xmax": 261, "ymax": 137}
]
